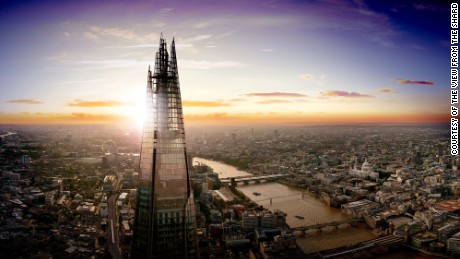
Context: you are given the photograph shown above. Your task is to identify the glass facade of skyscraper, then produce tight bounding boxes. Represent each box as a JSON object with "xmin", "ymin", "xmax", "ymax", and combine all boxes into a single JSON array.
[{"xmin": 131, "ymin": 36, "xmax": 197, "ymax": 259}]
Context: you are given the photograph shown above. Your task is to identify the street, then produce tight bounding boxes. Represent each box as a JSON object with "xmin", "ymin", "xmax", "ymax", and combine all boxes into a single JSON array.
[{"xmin": 107, "ymin": 192, "xmax": 122, "ymax": 259}]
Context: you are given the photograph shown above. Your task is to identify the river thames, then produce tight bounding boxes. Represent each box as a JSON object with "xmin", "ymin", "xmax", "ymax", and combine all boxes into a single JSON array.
[{"xmin": 193, "ymin": 157, "xmax": 375, "ymax": 254}]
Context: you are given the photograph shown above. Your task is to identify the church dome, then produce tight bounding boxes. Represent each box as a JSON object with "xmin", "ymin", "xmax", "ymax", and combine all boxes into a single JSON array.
[{"xmin": 361, "ymin": 159, "xmax": 371, "ymax": 171}]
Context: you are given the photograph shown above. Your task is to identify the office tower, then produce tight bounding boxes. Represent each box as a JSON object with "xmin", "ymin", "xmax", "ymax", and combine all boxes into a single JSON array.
[{"xmin": 131, "ymin": 36, "xmax": 197, "ymax": 258}]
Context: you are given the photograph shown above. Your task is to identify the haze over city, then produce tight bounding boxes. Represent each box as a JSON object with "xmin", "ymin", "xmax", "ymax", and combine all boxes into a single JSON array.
[{"xmin": 0, "ymin": 0, "xmax": 450, "ymax": 126}]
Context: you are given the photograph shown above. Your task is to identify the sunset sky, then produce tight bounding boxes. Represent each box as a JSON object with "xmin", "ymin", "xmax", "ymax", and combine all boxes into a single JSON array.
[{"xmin": 0, "ymin": 0, "xmax": 451, "ymax": 126}]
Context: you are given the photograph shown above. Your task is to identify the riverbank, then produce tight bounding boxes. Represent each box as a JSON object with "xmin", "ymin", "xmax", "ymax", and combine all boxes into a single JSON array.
[
  {"xmin": 0, "ymin": 132, "xmax": 16, "ymax": 138},
  {"xmin": 191, "ymin": 158, "xmax": 448, "ymax": 257},
  {"xmin": 193, "ymin": 157, "xmax": 376, "ymax": 254},
  {"xmin": 237, "ymin": 182, "xmax": 376, "ymax": 254},
  {"xmin": 193, "ymin": 157, "xmax": 252, "ymax": 178}
]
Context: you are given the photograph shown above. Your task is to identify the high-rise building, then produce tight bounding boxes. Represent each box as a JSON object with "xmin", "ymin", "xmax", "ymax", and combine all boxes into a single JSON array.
[{"xmin": 131, "ymin": 36, "xmax": 197, "ymax": 258}]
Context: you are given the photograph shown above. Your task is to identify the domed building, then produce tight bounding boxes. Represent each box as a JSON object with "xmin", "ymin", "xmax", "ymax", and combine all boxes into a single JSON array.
[{"xmin": 349, "ymin": 158, "xmax": 379, "ymax": 180}]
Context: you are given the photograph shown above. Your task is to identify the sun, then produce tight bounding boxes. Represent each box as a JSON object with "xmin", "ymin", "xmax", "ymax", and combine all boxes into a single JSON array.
[
  {"xmin": 131, "ymin": 102, "xmax": 146, "ymax": 129},
  {"xmin": 118, "ymin": 92, "xmax": 146, "ymax": 130}
]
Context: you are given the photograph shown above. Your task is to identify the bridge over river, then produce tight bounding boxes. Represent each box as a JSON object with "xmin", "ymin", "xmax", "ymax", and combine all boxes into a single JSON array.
[
  {"xmin": 220, "ymin": 174, "xmax": 286, "ymax": 184},
  {"xmin": 291, "ymin": 219, "xmax": 363, "ymax": 236},
  {"xmin": 252, "ymin": 193, "xmax": 305, "ymax": 204}
]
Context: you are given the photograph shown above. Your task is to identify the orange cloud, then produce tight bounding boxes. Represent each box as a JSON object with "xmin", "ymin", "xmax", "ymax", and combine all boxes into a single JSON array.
[
  {"xmin": 321, "ymin": 90, "xmax": 373, "ymax": 98},
  {"xmin": 66, "ymin": 99, "xmax": 127, "ymax": 107},
  {"xmin": 182, "ymin": 100, "xmax": 231, "ymax": 107},
  {"xmin": 397, "ymin": 79, "xmax": 434, "ymax": 86},
  {"xmin": 378, "ymin": 88, "xmax": 399, "ymax": 93},
  {"xmin": 244, "ymin": 92, "xmax": 307, "ymax": 98},
  {"xmin": 7, "ymin": 99, "xmax": 43, "ymax": 104},
  {"xmin": 0, "ymin": 112, "xmax": 129, "ymax": 125}
]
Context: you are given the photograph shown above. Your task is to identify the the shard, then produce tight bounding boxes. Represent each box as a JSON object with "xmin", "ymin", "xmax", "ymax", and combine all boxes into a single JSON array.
[{"xmin": 131, "ymin": 36, "xmax": 197, "ymax": 258}]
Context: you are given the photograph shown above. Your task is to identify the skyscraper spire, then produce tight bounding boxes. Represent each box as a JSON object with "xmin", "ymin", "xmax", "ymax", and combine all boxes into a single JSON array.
[
  {"xmin": 168, "ymin": 37, "xmax": 178, "ymax": 78},
  {"xmin": 131, "ymin": 36, "xmax": 197, "ymax": 259},
  {"xmin": 155, "ymin": 36, "xmax": 168, "ymax": 77}
]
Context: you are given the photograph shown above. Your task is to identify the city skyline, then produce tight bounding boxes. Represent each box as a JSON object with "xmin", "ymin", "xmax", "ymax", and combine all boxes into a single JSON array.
[{"xmin": 0, "ymin": 0, "xmax": 450, "ymax": 126}]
